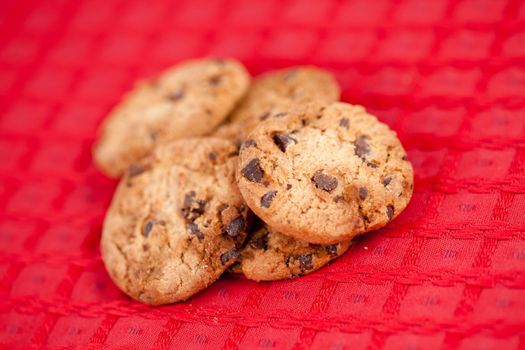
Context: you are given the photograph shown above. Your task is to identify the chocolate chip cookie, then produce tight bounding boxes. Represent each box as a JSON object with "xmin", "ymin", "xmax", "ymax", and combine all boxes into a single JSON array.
[
  {"xmin": 101, "ymin": 138, "xmax": 250, "ymax": 305},
  {"xmin": 212, "ymin": 66, "xmax": 340, "ymax": 144},
  {"xmin": 93, "ymin": 58, "xmax": 250, "ymax": 177},
  {"xmin": 237, "ymin": 102, "xmax": 414, "ymax": 244},
  {"xmin": 234, "ymin": 222, "xmax": 351, "ymax": 281}
]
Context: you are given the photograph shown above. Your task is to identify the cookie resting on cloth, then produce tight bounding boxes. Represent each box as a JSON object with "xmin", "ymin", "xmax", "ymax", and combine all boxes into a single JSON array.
[
  {"xmin": 101, "ymin": 138, "xmax": 250, "ymax": 305},
  {"xmin": 213, "ymin": 66, "xmax": 340, "ymax": 144},
  {"xmin": 233, "ymin": 222, "xmax": 351, "ymax": 281},
  {"xmin": 93, "ymin": 58, "xmax": 250, "ymax": 177},
  {"xmin": 237, "ymin": 102, "xmax": 414, "ymax": 244}
]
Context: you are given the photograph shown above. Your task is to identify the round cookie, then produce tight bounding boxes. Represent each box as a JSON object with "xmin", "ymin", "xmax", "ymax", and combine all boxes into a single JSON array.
[
  {"xmin": 212, "ymin": 66, "xmax": 340, "ymax": 144},
  {"xmin": 234, "ymin": 222, "xmax": 351, "ymax": 281},
  {"xmin": 237, "ymin": 102, "xmax": 414, "ymax": 244},
  {"xmin": 101, "ymin": 138, "xmax": 250, "ymax": 305},
  {"xmin": 93, "ymin": 58, "xmax": 250, "ymax": 178}
]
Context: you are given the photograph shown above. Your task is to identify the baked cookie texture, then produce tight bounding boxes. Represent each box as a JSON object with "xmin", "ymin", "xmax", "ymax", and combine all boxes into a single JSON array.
[
  {"xmin": 101, "ymin": 138, "xmax": 250, "ymax": 305},
  {"xmin": 213, "ymin": 66, "xmax": 340, "ymax": 144},
  {"xmin": 237, "ymin": 102, "xmax": 414, "ymax": 244},
  {"xmin": 93, "ymin": 58, "xmax": 250, "ymax": 177},
  {"xmin": 234, "ymin": 222, "xmax": 351, "ymax": 281}
]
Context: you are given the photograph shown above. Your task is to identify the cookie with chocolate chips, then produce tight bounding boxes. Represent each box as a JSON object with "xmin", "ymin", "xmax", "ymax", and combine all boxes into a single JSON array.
[
  {"xmin": 233, "ymin": 222, "xmax": 351, "ymax": 281},
  {"xmin": 101, "ymin": 138, "xmax": 250, "ymax": 305},
  {"xmin": 237, "ymin": 102, "xmax": 414, "ymax": 244},
  {"xmin": 212, "ymin": 66, "xmax": 340, "ymax": 144},
  {"xmin": 93, "ymin": 58, "xmax": 250, "ymax": 178}
]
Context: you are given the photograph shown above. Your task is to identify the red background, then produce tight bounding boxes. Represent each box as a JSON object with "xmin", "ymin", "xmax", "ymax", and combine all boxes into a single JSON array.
[{"xmin": 1, "ymin": 0, "xmax": 525, "ymax": 349}]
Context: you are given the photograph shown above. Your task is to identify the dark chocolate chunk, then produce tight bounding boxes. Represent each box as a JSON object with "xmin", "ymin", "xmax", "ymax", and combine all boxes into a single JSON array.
[
  {"xmin": 128, "ymin": 164, "xmax": 145, "ymax": 178},
  {"xmin": 143, "ymin": 220, "xmax": 155, "ymax": 237},
  {"xmin": 250, "ymin": 235, "xmax": 268, "ymax": 250},
  {"xmin": 355, "ymin": 135, "xmax": 371, "ymax": 158},
  {"xmin": 241, "ymin": 159, "xmax": 263, "ymax": 183},
  {"xmin": 261, "ymin": 191, "xmax": 277, "ymax": 208},
  {"xmin": 325, "ymin": 244, "xmax": 338, "ymax": 256},
  {"xmin": 188, "ymin": 223, "xmax": 204, "ymax": 239},
  {"xmin": 359, "ymin": 187, "xmax": 368, "ymax": 200},
  {"xmin": 383, "ymin": 177, "xmax": 392, "ymax": 186},
  {"xmin": 208, "ymin": 152, "xmax": 217, "ymax": 161},
  {"xmin": 298, "ymin": 254, "xmax": 313, "ymax": 271},
  {"xmin": 226, "ymin": 216, "xmax": 245, "ymax": 237},
  {"xmin": 220, "ymin": 248, "xmax": 240, "ymax": 265},
  {"xmin": 339, "ymin": 118, "xmax": 349, "ymax": 129},
  {"xmin": 272, "ymin": 133, "xmax": 297, "ymax": 152},
  {"xmin": 312, "ymin": 171, "xmax": 338, "ymax": 192},
  {"xmin": 166, "ymin": 90, "xmax": 184, "ymax": 101},
  {"xmin": 386, "ymin": 205, "xmax": 394, "ymax": 220},
  {"xmin": 181, "ymin": 191, "xmax": 206, "ymax": 222},
  {"xmin": 286, "ymin": 184, "xmax": 292, "ymax": 190},
  {"xmin": 241, "ymin": 139, "xmax": 257, "ymax": 149}
]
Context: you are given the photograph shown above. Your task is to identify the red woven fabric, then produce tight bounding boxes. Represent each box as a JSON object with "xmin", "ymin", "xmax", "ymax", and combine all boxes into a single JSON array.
[{"xmin": 1, "ymin": 0, "xmax": 524, "ymax": 349}]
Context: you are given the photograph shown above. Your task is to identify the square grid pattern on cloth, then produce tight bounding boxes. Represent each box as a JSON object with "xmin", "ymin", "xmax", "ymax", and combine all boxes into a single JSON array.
[{"xmin": 0, "ymin": 0, "xmax": 524, "ymax": 349}]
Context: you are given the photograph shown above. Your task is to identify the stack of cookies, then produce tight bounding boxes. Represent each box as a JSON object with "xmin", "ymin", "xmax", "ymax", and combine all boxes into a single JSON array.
[{"xmin": 94, "ymin": 58, "xmax": 414, "ymax": 305}]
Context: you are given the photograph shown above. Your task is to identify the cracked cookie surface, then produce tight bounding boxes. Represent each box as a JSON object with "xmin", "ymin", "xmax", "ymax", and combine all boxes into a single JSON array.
[
  {"xmin": 212, "ymin": 66, "xmax": 340, "ymax": 144},
  {"xmin": 233, "ymin": 222, "xmax": 351, "ymax": 281},
  {"xmin": 101, "ymin": 138, "xmax": 250, "ymax": 305},
  {"xmin": 93, "ymin": 58, "xmax": 250, "ymax": 177},
  {"xmin": 237, "ymin": 102, "xmax": 414, "ymax": 244}
]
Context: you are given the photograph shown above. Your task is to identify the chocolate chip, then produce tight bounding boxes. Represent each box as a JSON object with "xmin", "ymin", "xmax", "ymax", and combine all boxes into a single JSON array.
[
  {"xmin": 312, "ymin": 171, "xmax": 338, "ymax": 192},
  {"xmin": 383, "ymin": 177, "xmax": 392, "ymax": 186},
  {"xmin": 274, "ymin": 112, "xmax": 288, "ymax": 118},
  {"xmin": 181, "ymin": 191, "xmax": 206, "ymax": 222},
  {"xmin": 402, "ymin": 155, "xmax": 408, "ymax": 161},
  {"xmin": 325, "ymin": 244, "xmax": 338, "ymax": 256},
  {"xmin": 188, "ymin": 223, "xmax": 204, "ymax": 239},
  {"xmin": 166, "ymin": 90, "xmax": 184, "ymax": 101},
  {"xmin": 128, "ymin": 164, "xmax": 145, "ymax": 178},
  {"xmin": 386, "ymin": 205, "xmax": 394, "ymax": 220},
  {"xmin": 261, "ymin": 191, "xmax": 277, "ymax": 208},
  {"xmin": 355, "ymin": 135, "xmax": 371, "ymax": 158},
  {"xmin": 259, "ymin": 112, "xmax": 271, "ymax": 121},
  {"xmin": 209, "ymin": 75, "xmax": 222, "ymax": 85},
  {"xmin": 241, "ymin": 159, "xmax": 263, "ymax": 183},
  {"xmin": 226, "ymin": 216, "xmax": 245, "ymax": 237},
  {"xmin": 143, "ymin": 220, "xmax": 155, "ymax": 237},
  {"xmin": 359, "ymin": 187, "xmax": 368, "ymax": 200},
  {"xmin": 218, "ymin": 203, "xmax": 229, "ymax": 212},
  {"xmin": 208, "ymin": 152, "xmax": 217, "ymax": 161},
  {"xmin": 334, "ymin": 195, "xmax": 343, "ymax": 203},
  {"xmin": 286, "ymin": 184, "xmax": 292, "ymax": 190},
  {"xmin": 367, "ymin": 162, "xmax": 377, "ymax": 168},
  {"xmin": 263, "ymin": 180, "xmax": 270, "ymax": 187},
  {"xmin": 241, "ymin": 139, "xmax": 257, "ymax": 149},
  {"xmin": 272, "ymin": 133, "xmax": 297, "ymax": 152},
  {"xmin": 220, "ymin": 248, "xmax": 240, "ymax": 265},
  {"xmin": 339, "ymin": 118, "xmax": 349, "ymax": 129},
  {"xmin": 142, "ymin": 244, "xmax": 149, "ymax": 251},
  {"xmin": 298, "ymin": 254, "xmax": 313, "ymax": 271},
  {"xmin": 250, "ymin": 235, "xmax": 268, "ymax": 250}
]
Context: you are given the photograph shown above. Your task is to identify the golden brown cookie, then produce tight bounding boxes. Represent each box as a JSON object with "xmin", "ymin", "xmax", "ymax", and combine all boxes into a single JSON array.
[
  {"xmin": 234, "ymin": 222, "xmax": 351, "ymax": 281},
  {"xmin": 237, "ymin": 102, "xmax": 414, "ymax": 244},
  {"xmin": 93, "ymin": 58, "xmax": 250, "ymax": 177},
  {"xmin": 101, "ymin": 138, "xmax": 250, "ymax": 305},
  {"xmin": 212, "ymin": 66, "xmax": 340, "ymax": 144}
]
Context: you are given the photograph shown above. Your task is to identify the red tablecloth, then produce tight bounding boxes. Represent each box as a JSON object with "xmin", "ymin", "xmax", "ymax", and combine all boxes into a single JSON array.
[{"xmin": 1, "ymin": 0, "xmax": 524, "ymax": 349}]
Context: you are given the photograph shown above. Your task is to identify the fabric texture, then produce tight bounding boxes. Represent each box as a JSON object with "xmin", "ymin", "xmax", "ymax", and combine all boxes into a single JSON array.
[{"xmin": 0, "ymin": 0, "xmax": 524, "ymax": 349}]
